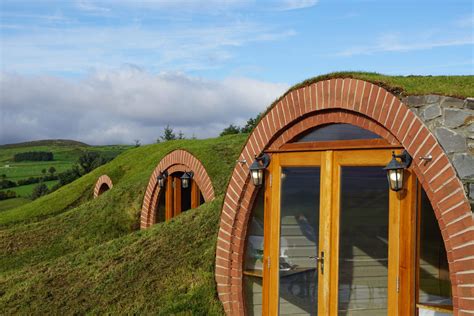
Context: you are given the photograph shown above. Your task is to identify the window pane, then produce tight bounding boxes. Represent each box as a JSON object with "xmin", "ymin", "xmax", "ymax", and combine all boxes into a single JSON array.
[
  {"xmin": 244, "ymin": 188, "xmax": 265, "ymax": 315},
  {"xmin": 295, "ymin": 124, "xmax": 381, "ymax": 142},
  {"xmin": 279, "ymin": 167, "xmax": 320, "ymax": 315},
  {"xmin": 418, "ymin": 189, "xmax": 452, "ymax": 305},
  {"xmin": 181, "ymin": 181, "xmax": 191, "ymax": 212},
  {"xmin": 156, "ymin": 190, "xmax": 166, "ymax": 223},
  {"xmin": 338, "ymin": 167, "xmax": 389, "ymax": 315}
]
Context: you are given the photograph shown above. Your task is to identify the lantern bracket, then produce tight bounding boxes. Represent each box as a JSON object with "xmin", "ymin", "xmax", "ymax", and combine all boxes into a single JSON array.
[
  {"xmin": 394, "ymin": 150, "xmax": 412, "ymax": 169},
  {"xmin": 254, "ymin": 153, "xmax": 270, "ymax": 169}
]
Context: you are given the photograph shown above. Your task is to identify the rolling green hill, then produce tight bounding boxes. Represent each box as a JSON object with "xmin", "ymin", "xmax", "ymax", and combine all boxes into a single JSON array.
[
  {"xmin": 0, "ymin": 140, "xmax": 131, "ymax": 210},
  {"xmin": 0, "ymin": 134, "xmax": 247, "ymax": 314}
]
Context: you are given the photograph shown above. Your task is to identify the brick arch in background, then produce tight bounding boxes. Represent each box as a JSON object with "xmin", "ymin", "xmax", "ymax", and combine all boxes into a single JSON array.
[
  {"xmin": 140, "ymin": 149, "xmax": 215, "ymax": 229},
  {"xmin": 93, "ymin": 174, "xmax": 113, "ymax": 198},
  {"xmin": 216, "ymin": 78, "xmax": 474, "ymax": 315}
]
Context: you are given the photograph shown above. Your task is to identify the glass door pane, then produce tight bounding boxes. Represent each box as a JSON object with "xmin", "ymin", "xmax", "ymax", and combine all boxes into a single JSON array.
[
  {"xmin": 338, "ymin": 167, "xmax": 389, "ymax": 315},
  {"xmin": 279, "ymin": 167, "xmax": 320, "ymax": 315}
]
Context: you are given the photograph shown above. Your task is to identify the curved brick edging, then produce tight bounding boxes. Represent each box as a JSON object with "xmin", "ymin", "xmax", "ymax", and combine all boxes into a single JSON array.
[
  {"xmin": 216, "ymin": 78, "xmax": 474, "ymax": 315},
  {"xmin": 93, "ymin": 175, "xmax": 113, "ymax": 198},
  {"xmin": 140, "ymin": 149, "xmax": 215, "ymax": 229}
]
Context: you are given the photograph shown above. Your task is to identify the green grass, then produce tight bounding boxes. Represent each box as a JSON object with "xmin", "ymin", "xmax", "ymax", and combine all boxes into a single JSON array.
[
  {"xmin": 7, "ymin": 180, "xmax": 59, "ymax": 198},
  {"xmin": 0, "ymin": 134, "xmax": 246, "ymax": 314},
  {"xmin": 0, "ymin": 198, "xmax": 30, "ymax": 212},
  {"xmin": 287, "ymin": 72, "xmax": 474, "ymax": 99},
  {"xmin": 0, "ymin": 141, "xmax": 131, "ymax": 208}
]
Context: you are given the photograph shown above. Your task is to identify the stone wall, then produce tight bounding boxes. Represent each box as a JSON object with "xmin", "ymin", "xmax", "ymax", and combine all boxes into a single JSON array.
[{"xmin": 402, "ymin": 95, "xmax": 474, "ymax": 208}]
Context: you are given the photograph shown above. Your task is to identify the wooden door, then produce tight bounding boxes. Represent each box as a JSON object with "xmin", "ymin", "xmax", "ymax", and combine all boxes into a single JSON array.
[{"xmin": 264, "ymin": 149, "xmax": 405, "ymax": 315}]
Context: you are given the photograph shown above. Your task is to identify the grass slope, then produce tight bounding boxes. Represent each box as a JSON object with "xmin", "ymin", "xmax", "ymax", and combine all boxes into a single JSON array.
[
  {"xmin": 0, "ymin": 135, "xmax": 246, "ymax": 314},
  {"xmin": 0, "ymin": 199, "xmax": 224, "ymax": 315}
]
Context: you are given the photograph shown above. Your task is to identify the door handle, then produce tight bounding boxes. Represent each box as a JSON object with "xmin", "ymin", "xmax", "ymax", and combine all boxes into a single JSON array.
[{"xmin": 308, "ymin": 251, "xmax": 324, "ymax": 274}]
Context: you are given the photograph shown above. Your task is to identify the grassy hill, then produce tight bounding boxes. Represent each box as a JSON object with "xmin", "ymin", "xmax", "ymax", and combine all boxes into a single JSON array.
[
  {"xmin": 0, "ymin": 140, "xmax": 131, "ymax": 210},
  {"xmin": 0, "ymin": 134, "xmax": 247, "ymax": 314}
]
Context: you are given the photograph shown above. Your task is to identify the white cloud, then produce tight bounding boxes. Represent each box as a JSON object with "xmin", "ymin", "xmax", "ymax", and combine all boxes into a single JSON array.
[
  {"xmin": 0, "ymin": 69, "xmax": 288, "ymax": 145},
  {"xmin": 276, "ymin": 0, "xmax": 318, "ymax": 11},
  {"xmin": 1, "ymin": 22, "xmax": 295, "ymax": 75},
  {"xmin": 337, "ymin": 32, "xmax": 474, "ymax": 56}
]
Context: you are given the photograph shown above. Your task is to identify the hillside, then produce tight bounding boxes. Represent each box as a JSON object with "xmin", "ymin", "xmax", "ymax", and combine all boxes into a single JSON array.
[
  {"xmin": 0, "ymin": 134, "xmax": 247, "ymax": 314},
  {"xmin": 0, "ymin": 139, "xmax": 90, "ymax": 149},
  {"xmin": 0, "ymin": 141, "xmax": 131, "ymax": 210}
]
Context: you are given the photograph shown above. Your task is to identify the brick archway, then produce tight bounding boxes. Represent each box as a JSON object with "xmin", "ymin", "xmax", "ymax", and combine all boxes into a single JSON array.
[
  {"xmin": 140, "ymin": 149, "xmax": 215, "ymax": 229},
  {"xmin": 216, "ymin": 78, "xmax": 474, "ymax": 314},
  {"xmin": 93, "ymin": 175, "xmax": 113, "ymax": 198}
]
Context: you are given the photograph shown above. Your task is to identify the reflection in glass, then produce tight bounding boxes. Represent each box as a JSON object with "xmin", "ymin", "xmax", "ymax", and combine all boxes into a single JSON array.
[
  {"xmin": 156, "ymin": 190, "xmax": 166, "ymax": 223},
  {"xmin": 279, "ymin": 167, "xmax": 320, "ymax": 315},
  {"xmin": 418, "ymin": 189, "xmax": 452, "ymax": 306},
  {"xmin": 295, "ymin": 124, "xmax": 381, "ymax": 142},
  {"xmin": 244, "ymin": 189, "xmax": 265, "ymax": 315},
  {"xmin": 181, "ymin": 179, "xmax": 191, "ymax": 212},
  {"xmin": 338, "ymin": 167, "xmax": 389, "ymax": 315}
]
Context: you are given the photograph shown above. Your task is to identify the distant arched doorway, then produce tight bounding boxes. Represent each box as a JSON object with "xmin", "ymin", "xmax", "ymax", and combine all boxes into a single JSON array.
[
  {"xmin": 140, "ymin": 149, "xmax": 215, "ymax": 229},
  {"xmin": 93, "ymin": 175, "xmax": 113, "ymax": 198},
  {"xmin": 216, "ymin": 78, "xmax": 473, "ymax": 315}
]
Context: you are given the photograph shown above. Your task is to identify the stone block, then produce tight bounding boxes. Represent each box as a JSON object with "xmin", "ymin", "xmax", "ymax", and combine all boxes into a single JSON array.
[
  {"xmin": 421, "ymin": 104, "xmax": 442, "ymax": 121},
  {"xmin": 444, "ymin": 108, "xmax": 473, "ymax": 128},
  {"xmin": 453, "ymin": 153, "xmax": 474, "ymax": 179},
  {"xmin": 442, "ymin": 96, "xmax": 464, "ymax": 108},
  {"xmin": 435, "ymin": 127, "xmax": 467, "ymax": 153},
  {"xmin": 403, "ymin": 95, "xmax": 425, "ymax": 107},
  {"xmin": 465, "ymin": 98, "xmax": 474, "ymax": 110},
  {"xmin": 426, "ymin": 95, "xmax": 441, "ymax": 104}
]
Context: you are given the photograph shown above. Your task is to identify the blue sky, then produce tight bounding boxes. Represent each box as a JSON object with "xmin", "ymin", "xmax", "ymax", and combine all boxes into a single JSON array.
[{"xmin": 0, "ymin": 0, "xmax": 473, "ymax": 144}]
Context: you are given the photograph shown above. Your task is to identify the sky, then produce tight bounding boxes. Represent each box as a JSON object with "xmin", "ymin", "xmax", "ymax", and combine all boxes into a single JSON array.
[{"xmin": 0, "ymin": 0, "xmax": 473, "ymax": 145}]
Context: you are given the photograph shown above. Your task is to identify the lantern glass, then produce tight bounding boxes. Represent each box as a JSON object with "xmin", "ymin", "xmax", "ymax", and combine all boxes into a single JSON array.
[
  {"xmin": 182, "ymin": 177, "xmax": 189, "ymax": 189},
  {"xmin": 251, "ymin": 169, "xmax": 263, "ymax": 186},
  {"xmin": 181, "ymin": 172, "xmax": 192, "ymax": 189},
  {"xmin": 157, "ymin": 177, "xmax": 165, "ymax": 188},
  {"xmin": 387, "ymin": 168, "xmax": 404, "ymax": 191}
]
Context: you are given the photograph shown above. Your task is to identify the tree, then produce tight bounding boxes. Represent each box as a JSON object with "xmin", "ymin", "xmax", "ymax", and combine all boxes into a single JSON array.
[
  {"xmin": 1, "ymin": 174, "xmax": 6, "ymax": 180},
  {"xmin": 48, "ymin": 166, "xmax": 56, "ymax": 175},
  {"xmin": 78, "ymin": 152, "xmax": 102, "ymax": 174},
  {"xmin": 41, "ymin": 168, "xmax": 47, "ymax": 175},
  {"xmin": 177, "ymin": 131, "xmax": 185, "ymax": 140},
  {"xmin": 241, "ymin": 114, "xmax": 261, "ymax": 133},
  {"xmin": 159, "ymin": 125, "xmax": 177, "ymax": 142},
  {"xmin": 31, "ymin": 182, "xmax": 49, "ymax": 200},
  {"xmin": 220, "ymin": 124, "xmax": 241, "ymax": 136},
  {"xmin": 134, "ymin": 139, "xmax": 141, "ymax": 147}
]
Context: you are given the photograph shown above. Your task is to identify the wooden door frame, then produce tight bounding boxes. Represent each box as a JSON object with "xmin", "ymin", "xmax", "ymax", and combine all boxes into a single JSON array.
[
  {"xmin": 261, "ymin": 147, "xmax": 417, "ymax": 315},
  {"xmin": 165, "ymin": 176, "xmax": 202, "ymax": 221}
]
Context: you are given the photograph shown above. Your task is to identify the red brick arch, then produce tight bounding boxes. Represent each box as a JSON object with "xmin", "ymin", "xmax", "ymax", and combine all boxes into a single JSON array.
[
  {"xmin": 140, "ymin": 149, "xmax": 215, "ymax": 229},
  {"xmin": 216, "ymin": 78, "xmax": 474, "ymax": 315},
  {"xmin": 93, "ymin": 174, "xmax": 113, "ymax": 198}
]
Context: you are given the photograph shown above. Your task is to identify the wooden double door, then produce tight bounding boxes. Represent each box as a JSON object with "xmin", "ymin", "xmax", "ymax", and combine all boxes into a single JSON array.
[{"xmin": 261, "ymin": 149, "xmax": 415, "ymax": 315}]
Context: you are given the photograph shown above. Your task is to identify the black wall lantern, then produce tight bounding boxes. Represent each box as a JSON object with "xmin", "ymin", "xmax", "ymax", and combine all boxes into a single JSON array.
[
  {"xmin": 181, "ymin": 171, "xmax": 194, "ymax": 189},
  {"xmin": 157, "ymin": 171, "xmax": 168, "ymax": 188},
  {"xmin": 250, "ymin": 153, "xmax": 270, "ymax": 187},
  {"xmin": 384, "ymin": 150, "xmax": 412, "ymax": 192}
]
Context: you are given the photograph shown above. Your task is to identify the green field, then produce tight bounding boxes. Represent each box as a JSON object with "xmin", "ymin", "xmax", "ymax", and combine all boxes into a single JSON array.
[{"xmin": 0, "ymin": 140, "xmax": 131, "ymax": 211}]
